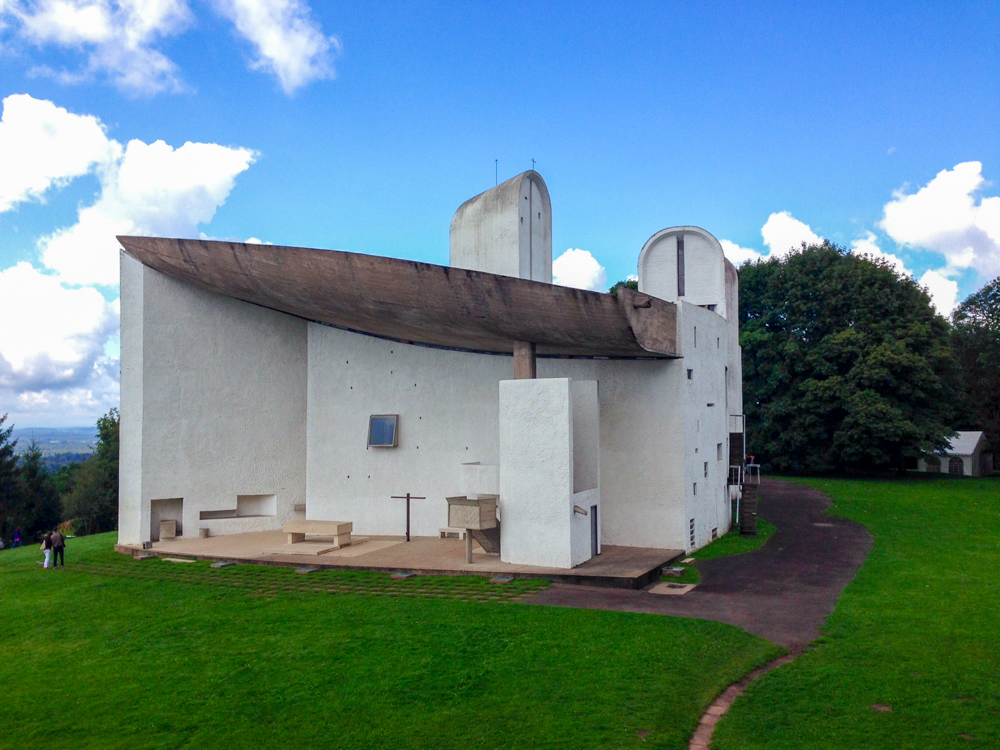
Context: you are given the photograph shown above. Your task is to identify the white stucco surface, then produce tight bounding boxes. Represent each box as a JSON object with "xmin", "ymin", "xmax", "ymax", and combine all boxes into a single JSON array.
[
  {"xmin": 118, "ymin": 253, "xmax": 308, "ymax": 545},
  {"xmin": 499, "ymin": 378, "xmax": 576, "ymax": 568}
]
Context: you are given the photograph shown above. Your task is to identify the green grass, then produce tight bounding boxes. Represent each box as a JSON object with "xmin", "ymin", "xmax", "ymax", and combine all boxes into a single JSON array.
[
  {"xmin": 714, "ymin": 477, "xmax": 1000, "ymax": 750},
  {"xmin": 0, "ymin": 534, "xmax": 782, "ymax": 750},
  {"xmin": 660, "ymin": 519, "xmax": 777, "ymax": 584},
  {"xmin": 693, "ymin": 518, "xmax": 776, "ymax": 561}
]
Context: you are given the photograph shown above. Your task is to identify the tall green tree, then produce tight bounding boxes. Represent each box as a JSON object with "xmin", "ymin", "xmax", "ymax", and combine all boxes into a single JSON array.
[
  {"xmin": 740, "ymin": 243, "xmax": 960, "ymax": 473},
  {"xmin": 63, "ymin": 408, "xmax": 119, "ymax": 535},
  {"xmin": 16, "ymin": 441, "xmax": 61, "ymax": 539},
  {"xmin": 951, "ymin": 276, "xmax": 1000, "ymax": 456},
  {"xmin": 0, "ymin": 414, "xmax": 18, "ymax": 543}
]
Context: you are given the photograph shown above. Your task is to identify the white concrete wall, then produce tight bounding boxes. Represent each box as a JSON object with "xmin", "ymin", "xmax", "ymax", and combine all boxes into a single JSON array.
[
  {"xmin": 305, "ymin": 322, "xmax": 693, "ymax": 551},
  {"xmin": 680, "ymin": 303, "xmax": 733, "ymax": 550},
  {"xmin": 117, "ymin": 254, "xmax": 308, "ymax": 545},
  {"xmin": 499, "ymin": 378, "xmax": 575, "ymax": 568},
  {"xmin": 119, "ymin": 251, "xmax": 145, "ymax": 545},
  {"xmin": 450, "ymin": 171, "xmax": 552, "ymax": 283}
]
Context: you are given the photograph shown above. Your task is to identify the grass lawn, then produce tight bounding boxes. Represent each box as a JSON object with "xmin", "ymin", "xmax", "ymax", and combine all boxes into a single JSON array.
[
  {"xmin": 714, "ymin": 477, "xmax": 1000, "ymax": 750},
  {"xmin": 0, "ymin": 534, "xmax": 782, "ymax": 750},
  {"xmin": 661, "ymin": 519, "xmax": 777, "ymax": 584}
]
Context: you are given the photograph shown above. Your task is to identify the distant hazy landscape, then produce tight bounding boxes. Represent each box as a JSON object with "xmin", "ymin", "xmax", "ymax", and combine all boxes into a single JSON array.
[{"xmin": 11, "ymin": 426, "xmax": 95, "ymax": 469}]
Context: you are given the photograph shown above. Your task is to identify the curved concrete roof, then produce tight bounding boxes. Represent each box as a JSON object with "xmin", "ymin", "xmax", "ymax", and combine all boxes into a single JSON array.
[{"xmin": 119, "ymin": 236, "xmax": 680, "ymax": 358}]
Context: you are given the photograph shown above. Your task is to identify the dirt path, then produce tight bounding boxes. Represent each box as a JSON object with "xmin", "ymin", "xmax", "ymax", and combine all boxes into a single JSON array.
[{"xmin": 524, "ymin": 478, "xmax": 872, "ymax": 649}]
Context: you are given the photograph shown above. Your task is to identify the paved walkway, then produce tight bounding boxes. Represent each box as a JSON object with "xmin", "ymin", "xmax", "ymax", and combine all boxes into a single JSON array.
[{"xmin": 524, "ymin": 478, "xmax": 873, "ymax": 649}]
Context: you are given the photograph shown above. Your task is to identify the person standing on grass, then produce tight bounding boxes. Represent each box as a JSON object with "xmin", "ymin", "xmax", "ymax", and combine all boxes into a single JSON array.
[
  {"xmin": 41, "ymin": 532, "xmax": 52, "ymax": 569},
  {"xmin": 51, "ymin": 529, "xmax": 65, "ymax": 568},
  {"xmin": 13, "ymin": 527, "xmax": 21, "ymax": 548}
]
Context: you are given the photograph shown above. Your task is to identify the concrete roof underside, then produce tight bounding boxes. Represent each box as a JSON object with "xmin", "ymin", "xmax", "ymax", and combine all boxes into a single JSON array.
[{"xmin": 119, "ymin": 236, "xmax": 680, "ymax": 358}]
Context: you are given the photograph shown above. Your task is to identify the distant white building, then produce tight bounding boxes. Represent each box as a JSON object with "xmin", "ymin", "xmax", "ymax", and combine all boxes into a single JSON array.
[
  {"xmin": 117, "ymin": 171, "xmax": 744, "ymax": 568},
  {"xmin": 916, "ymin": 431, "xmax": 991, "ymax": 477}
]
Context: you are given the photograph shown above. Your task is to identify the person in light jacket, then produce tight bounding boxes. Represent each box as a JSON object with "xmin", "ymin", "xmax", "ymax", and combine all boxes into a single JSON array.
[{"xmin": 41, "ymin": 533, "xmax": 52, "ymax": 569}]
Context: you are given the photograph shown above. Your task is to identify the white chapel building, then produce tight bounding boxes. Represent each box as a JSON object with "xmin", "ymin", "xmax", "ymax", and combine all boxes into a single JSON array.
[{"xmin": 118, "ymin": 171, "xmax": 744, "ymax": 569}]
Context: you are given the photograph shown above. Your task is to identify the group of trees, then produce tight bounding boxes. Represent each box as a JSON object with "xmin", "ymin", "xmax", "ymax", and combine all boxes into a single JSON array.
[
  {"xmin": 737, "ymin": 243, "xmax": 999, "ymax": 473},
  {"xmin": 0, "ymin": 408, "xmax": 119, "ymax": 546}
]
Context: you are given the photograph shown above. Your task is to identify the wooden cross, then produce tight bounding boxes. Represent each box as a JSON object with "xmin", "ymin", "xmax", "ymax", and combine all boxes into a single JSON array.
[{"xmin": 390, "ymin": 493, "xmax": 426, "ymax": 542}]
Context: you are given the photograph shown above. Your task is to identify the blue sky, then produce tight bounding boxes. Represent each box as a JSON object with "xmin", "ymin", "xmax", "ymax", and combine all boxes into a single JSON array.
[{"xmin": 1, "ymin": 1, "xmax": 998, "ymax": 426}]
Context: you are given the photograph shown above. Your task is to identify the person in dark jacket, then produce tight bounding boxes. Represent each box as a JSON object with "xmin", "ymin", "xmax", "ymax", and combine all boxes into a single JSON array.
[
  {"xmin": 12, "ymin": 527, "xmax": 21, "ymax": 548},
  {"xmin": 51, "ymin": 530, "xmax": 65, "ymax": 568}
]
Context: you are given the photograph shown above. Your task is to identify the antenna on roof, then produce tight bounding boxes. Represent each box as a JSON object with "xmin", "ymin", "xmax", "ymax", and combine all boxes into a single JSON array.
[{"xmin": 495, "ymin": 159, "xmax": 498, "ymax": 186}]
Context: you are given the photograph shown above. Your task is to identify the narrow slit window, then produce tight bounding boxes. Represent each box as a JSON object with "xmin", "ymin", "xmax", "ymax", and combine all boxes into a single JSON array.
[
  {"xmin": 687, "ymin": 369, "xmax": 693, "ymax": 380},
  {"xmin": 704, "ymin": 461, "xmax": 708, "ymax": 478},
  {"xmin": 368, "ymin": 415, "xmax": 399, "ymax": 447},
  {"xmin": 677, "ymin": 235, "xmax": 685, "ymax": 297}
]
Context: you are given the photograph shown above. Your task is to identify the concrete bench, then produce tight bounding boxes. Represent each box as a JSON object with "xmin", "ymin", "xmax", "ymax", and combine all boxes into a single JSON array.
[{"xmin": 283, "ymin": 520, "xmax": 352, "ymax": 547}]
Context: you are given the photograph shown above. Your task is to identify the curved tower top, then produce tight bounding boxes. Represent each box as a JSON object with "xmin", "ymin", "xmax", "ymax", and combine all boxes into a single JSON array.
[{"xmin": 450, "ymin": 170, "xmax": 552, "ymax": 283}]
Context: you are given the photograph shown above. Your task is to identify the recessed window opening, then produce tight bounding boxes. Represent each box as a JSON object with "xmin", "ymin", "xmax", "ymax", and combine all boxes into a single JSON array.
[
  {"xmin": 707, "ymin": 403, "xmax": 715, "ymax": 407},
  {"xmin": 707, "ymin": 304, "xmax": 717, "ymax": 312},
  {"xmin": 712, "ymin": 527, "xmax": 718, "ymax": 540},
  {"xmin": 704, "ymin": 462, "xmax": 708, "ymax": 478},
  {"xmin": 368, "ymin": 415, "xmax": 399, "ymax": 447},
  {"xmin": 693, "ymin": 482, "xmax": 697, "ymax": 495},
  {"xmin": 717, "ymin": 337, "xmax": 720, "ymax": 348},
  {"xmin": 717, "ymin": 443, "xmax": 723, "ymax": 460},
  {"xmin": 677, "ymin": 236, "xmax": 686, "ymax": 297},
  {"xmin": 687, "ymin": 369, "xmax": 693, "ymax": 380},
  {"xmin": 694, "ymin": 327, "xmax": 697, "ymax": 347},
  {"xmin": 689, "ymin": 518, "xmax": 695, "ymax": 547}
]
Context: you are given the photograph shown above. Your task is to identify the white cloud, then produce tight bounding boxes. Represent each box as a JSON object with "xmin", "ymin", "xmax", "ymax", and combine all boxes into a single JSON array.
[
  {"xmin": 0, "ymin": 93, "xmax": 256, "ymax": 426},
  {"xmin": 40, "ymin": 136, "xmax": 256, "ymax": 285},
  {"xmin": 2, "ymin": 0, "xmax": 336, "ymax": 95},
  {"xmin": 720, "ymin": 239, "xmax": 764, "ymax": 266},
  {"xmin": 0, "ymin": 262, "xmax": 118, "ymax": 391},
  {"xmin": 850, "ymin": 232, "xmax": 908, "ymax": 276},
  {"xmin": 10, "ymin": 0, "xmax": 193, "ymax": 95},
  {"xmin": 553, "ymin": 248, "xmax": 607, "ymax": 291},
  {"xmin": 880, "ymin": 161, "xmax": 1000, "ymax": 279},
  {"xmin": 213, "ymin": 0, "xmax": 338, "ymax": 94},
  {"xmin": 761, "ymin": 211, "xmax": 823, "ymax": 258},
  {"xmin": 918, "ymin": 269, "xmax": 959, "ymax": 315},
  {"xmin": 0, "ymin": 93, "xmax": 119, "ymax": 211}
]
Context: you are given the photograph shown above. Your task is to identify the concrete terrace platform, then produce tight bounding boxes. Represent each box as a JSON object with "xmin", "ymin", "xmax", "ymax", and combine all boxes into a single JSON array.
[{"xmin": 115, "ymin": 531, "xmax": 682, "ymax": 589}]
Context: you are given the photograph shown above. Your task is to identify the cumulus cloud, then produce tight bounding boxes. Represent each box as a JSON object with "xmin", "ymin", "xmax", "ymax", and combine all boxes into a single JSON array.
[
  {"xmin": 0, "ymin": 93, "xmax": 119, "ymax": 211},
  {"xmin": 1, "ymin": 0, "xmax": 336, "ymax": 95},
  {"xmin": 918, "ymin": 269, "xmax": 959, "ymax": 315},
  {"xmin": 214, "ymin": 0, "xmax": 338, "ymax": 94},
  {"xmin": 41, "ymin": 136, "xmax": 256, "ymax": 285},
  {"xmin": 553, "ymin": 248, "xmax": 607, "ymax": 291},
  {"xmin": 0, "ymin": 93, "xmax": 255, "ymax": 425},
  {"xmin": 720, "ymin": 239, "xmax": 764, "ymax": 266},
  {"xmin": 10, "ymin": 0, "xmax": 192, "ymax": 94},
  {"xmin": 880, "ymin": 161, "xmax": 1000, "ymax": 279},
  {"xmin": 849, "ymin": 231, "xmax": 908, "ymax": 276},
  {"xmin": 761, "ymin": 211, "xmax": 823, "ymax": 258},
  {"xmin": 0, "ymin": 262, "xmax": 118, "ymax": 391}
]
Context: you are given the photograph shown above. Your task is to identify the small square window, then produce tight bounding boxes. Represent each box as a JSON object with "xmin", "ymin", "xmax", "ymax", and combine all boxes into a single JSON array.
[{"xmin": 368, "ymin": 415, "xmax": 399, "ymax": 447}]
